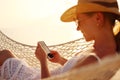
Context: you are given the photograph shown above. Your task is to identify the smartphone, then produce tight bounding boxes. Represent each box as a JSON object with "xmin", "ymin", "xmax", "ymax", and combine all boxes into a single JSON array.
[{"xmin": 38, "ymin": 41, "xmax": 54, "ymax": 58}]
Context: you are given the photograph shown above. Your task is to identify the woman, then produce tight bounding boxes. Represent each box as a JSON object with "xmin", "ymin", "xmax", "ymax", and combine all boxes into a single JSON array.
[
  {"xmin": 36, "ymin": 0, "xmax": 120, "ymax": 79},
  {"xmin": 0, "ymin": 0, "xmax": 120, "ymax": 80}
]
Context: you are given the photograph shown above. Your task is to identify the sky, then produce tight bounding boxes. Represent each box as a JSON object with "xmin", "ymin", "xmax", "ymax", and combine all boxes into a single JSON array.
[{"xmin": 0, "ymin": 0, "xmax": 120, "ymax": 46}]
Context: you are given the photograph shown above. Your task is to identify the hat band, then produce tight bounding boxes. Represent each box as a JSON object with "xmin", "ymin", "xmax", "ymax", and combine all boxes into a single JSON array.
[{"xmin": 92, "ymin": 1, "xmax": 118, "ymax": 8}]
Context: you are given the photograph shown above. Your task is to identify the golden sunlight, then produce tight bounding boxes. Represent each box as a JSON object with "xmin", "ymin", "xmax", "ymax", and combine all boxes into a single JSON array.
[
  {"xmin": 16, "ymin": 0, "xmax": 77, "ymax": 19},
  {"xmin": 1, "ymin": 0, "xmax": 120, "ymax": 45},
  {"xmin": 0, "ymin": 0, "xmax": 79, "ymax": 45}
]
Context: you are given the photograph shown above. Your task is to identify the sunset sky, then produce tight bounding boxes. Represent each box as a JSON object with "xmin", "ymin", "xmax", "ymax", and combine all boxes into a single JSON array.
[{"xmin": 0, "ymin": 0, "xmax": 120, "ymax": 45}]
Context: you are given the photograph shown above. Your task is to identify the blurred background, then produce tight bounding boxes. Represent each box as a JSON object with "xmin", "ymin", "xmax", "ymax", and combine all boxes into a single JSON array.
[{"xmin": 0, "ymin": 0, "xmax": 119, "ymax": 46}]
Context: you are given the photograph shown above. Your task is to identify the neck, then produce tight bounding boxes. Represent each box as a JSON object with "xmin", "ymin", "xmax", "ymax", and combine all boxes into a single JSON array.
[{"xmin": 93, "ymin": 35, "xmax": 116, "ymax": 58}]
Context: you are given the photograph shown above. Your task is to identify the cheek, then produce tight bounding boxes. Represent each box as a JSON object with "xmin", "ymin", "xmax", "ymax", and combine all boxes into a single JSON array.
[
  {"xmin": 81, "ymin": 24, "xmax": 96, "ymax": 39},
  {"xmin": 85, "ymin": 21, "xmax": 97, "ymax": 33}
]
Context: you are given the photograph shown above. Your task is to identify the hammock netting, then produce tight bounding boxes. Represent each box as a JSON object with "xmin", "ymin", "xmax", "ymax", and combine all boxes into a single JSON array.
[{"xmin": 0, "ymin": 30, "xmax": 94, "ymax": 71}]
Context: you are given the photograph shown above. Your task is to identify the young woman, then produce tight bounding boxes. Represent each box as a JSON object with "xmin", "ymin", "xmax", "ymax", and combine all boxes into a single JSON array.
[
  {"xmin": 0, "ymin": 0, "xmax": 120, "ymax": 80},
  {"xmin": 36, "ymin": 0, "xmax": 120, "ymax": 79}
]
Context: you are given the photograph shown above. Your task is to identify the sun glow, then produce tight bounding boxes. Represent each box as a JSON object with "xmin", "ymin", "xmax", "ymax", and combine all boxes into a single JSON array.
[
  {"xmin": 15, "ymin": 0, "xmax": 77, "ymax": 19},
  {"xmin": 1, "ymin": 0, "xmax": 120, "ymax": 45},
  {"xmin": 0, "ymin": 0, "xmax": 80, "ymax": 45}
]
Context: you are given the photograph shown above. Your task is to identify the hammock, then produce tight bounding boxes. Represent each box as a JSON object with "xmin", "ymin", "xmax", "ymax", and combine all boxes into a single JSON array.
[
  {"xmin": 0, "ymin": 30, "xmax": 93, "ymax": 70},
  {"xmin": 1, "ymin": 30, "xmax": 120, "ymax": 80}
]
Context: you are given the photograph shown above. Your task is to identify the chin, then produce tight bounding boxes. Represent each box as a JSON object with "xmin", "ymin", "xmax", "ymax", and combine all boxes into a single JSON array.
[
  {"xmin": 84, "ymin": 37, "xmax": 93, "ymax": 42},
  {"xmin": 85, "ymin": 39, "xmax": 91, "ymax": 42}
]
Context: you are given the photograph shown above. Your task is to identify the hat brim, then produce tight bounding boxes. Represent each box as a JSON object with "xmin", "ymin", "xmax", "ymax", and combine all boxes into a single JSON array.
[
  {"xmin": 61, "ymin": 3, "xmax": 120, "ymax": 22},
  {"xmin": 61, "ymin": 5, "xmax": 77, "ymax": 22}
]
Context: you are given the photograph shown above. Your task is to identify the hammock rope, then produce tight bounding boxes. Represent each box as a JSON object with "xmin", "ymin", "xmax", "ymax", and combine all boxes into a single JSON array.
[{"xmin": 0, "ymin": 30, "xmax": 94, "ymax": 70}]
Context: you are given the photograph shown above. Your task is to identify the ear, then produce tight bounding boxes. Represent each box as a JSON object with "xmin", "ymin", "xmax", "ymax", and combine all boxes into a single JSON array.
[{"xmin": 96, "ymin": 12, "xmax": 104, "ymax": 27}]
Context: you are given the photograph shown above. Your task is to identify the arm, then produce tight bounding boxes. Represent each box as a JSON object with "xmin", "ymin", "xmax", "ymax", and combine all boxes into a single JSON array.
[
  {"xmin": 35, "ymin": 43, "xmax": 50, "ymax": 79},
  {"xmin": 0, "ymin": 50, "xmax": 15, "ymax": 66},
  {"xmin": 40, "ymin": 59, "xmax": 50, "ymax": 78},
  {"xmin": 35, "ymin": 43, "xmax": 67, "ymax": 78},
  {"xmin": 58, "ymin": 57, "xmax": 67, "ymax": 66}
]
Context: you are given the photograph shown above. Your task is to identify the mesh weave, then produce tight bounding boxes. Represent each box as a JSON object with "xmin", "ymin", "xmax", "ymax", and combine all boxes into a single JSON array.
[{"xmin": 0, "ymin": 30, "xmax": 93, "ymax": 70}]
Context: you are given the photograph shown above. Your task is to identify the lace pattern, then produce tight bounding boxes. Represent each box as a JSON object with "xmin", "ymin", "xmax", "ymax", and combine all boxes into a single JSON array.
[
  {"xmin": 0, "ymin": 52, "xmax": 101, "ymax": 80},
  {"xmin": 0, "ymin": 58, "xmax": 40, "ymax": 80}
]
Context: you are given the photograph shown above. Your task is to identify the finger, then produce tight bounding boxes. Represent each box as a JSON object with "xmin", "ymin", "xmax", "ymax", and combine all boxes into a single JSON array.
[
  {"xmin": 48, "ymin": 57, "xmax": 55, "ymax": 61},
  {"xmin": 35, "ymin": 43, "xmax": 40, "ymax": 54},
  {"xmin": 50, "ymin": 50, "xmax": 57, "ymax": 54}
]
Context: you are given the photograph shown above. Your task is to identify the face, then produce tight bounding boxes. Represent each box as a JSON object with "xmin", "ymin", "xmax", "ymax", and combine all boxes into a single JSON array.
[{"xmin": 76, "ymin": 13, "xmax": 100, "ymax": 41}]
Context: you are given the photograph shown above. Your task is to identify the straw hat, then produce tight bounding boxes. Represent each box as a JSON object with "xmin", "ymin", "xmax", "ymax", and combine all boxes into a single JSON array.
[{"xmin": 61, "ymin": 0, "xmax": 120, "ymax": 22}]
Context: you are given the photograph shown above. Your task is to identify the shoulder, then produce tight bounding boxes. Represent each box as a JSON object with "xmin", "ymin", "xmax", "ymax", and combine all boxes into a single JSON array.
[
  {"xmin": 79, "ymin": 55, "xmax": 98, "ymax": 65},
  {"xmin": 72, "ymin": 54, "xmax": 99, "ymax": 69}
]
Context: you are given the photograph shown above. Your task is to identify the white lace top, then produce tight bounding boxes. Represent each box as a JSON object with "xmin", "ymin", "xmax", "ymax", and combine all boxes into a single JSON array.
[
  {"xmin": 49, "ymin": 52, "xmax": 101, "ymax": 75},
  {"xmin": 0, "ymin": 58, "xmax": 41, "ymax": 80},
  {"xmin": 0, "ymin": 53, "xmax": 101, "ymax": 80}
]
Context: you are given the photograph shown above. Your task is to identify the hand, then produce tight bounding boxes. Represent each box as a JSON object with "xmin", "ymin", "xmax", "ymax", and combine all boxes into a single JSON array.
[
  {"xmin": 48, "ymin": 50, "xmax": 63, "ymax": 64},
  {"xmin": 48, "ymin": 50, "xmax": 67, "ymax": 65},
  {"xmin": 35, "ymin": 42, "xmax": 47, "ymax": 63}
]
